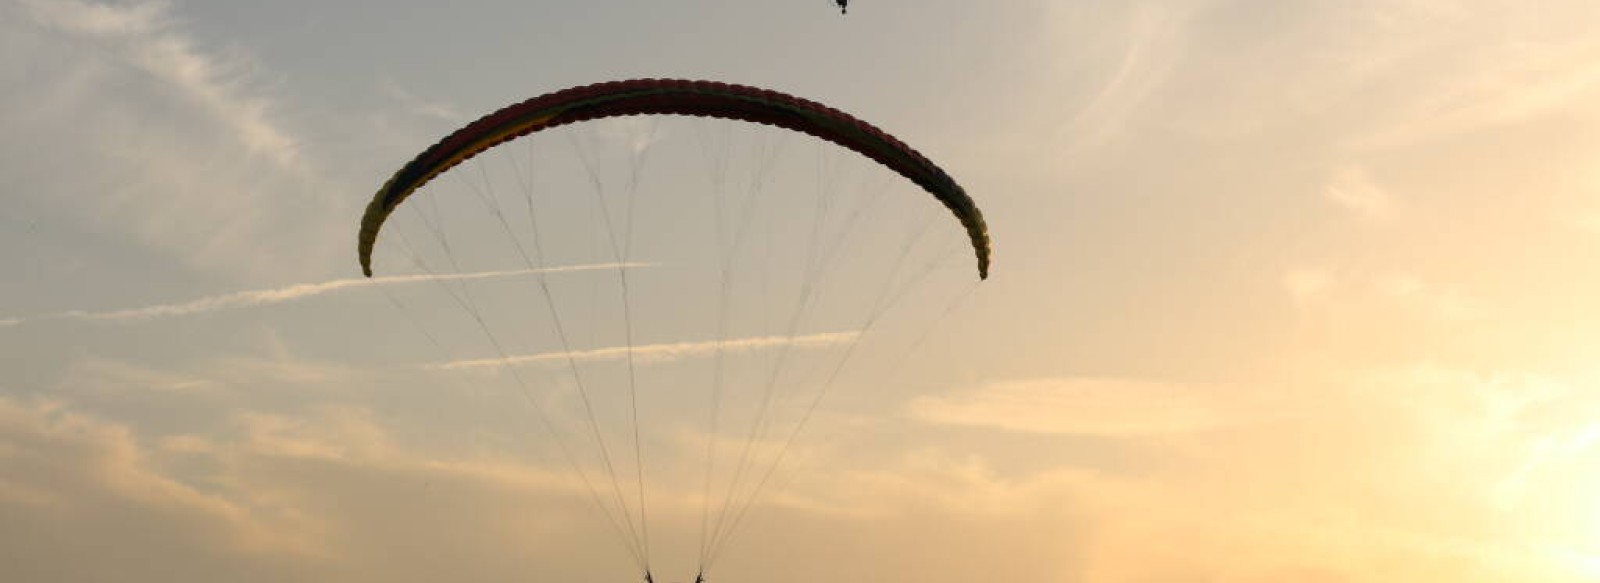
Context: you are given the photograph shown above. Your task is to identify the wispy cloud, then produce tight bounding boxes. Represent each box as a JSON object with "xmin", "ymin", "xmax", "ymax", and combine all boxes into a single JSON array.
[
  {"xmin": 0, "ymin": 397, "xmax": 325, "ymax": 571},
  {"xmin": 59, "ymin": 358, "xmax": 218, "ymax": 394},
  {"xmin": 1281, "ymin": 268, "xmax": 1485, "ymax": 324},
  {"xmin": 435, "ymin": 331, "xmax": 860, "ymax": 370},
  {"xmin": 1565, "ymin": 211, "xmax": 1600, "ymax": 235},
  {"xmin": 593, "ymin": 116, "xmax": 666, "ymax": 156},
  {"xmin": 1043, "ymin": 2, "xmax": 1191, "ymax": 158},
  {"xmin": 908, "ymin": 377, "xmax": 1251, "ymax": 437},
  {"xmin": 1374, "ymin": 273, "xmax": 1485, "ymax": 322},
  {"xmin": 2, "ymin": 0, "xmax": 340, "ymax": 278},
  {"xmin": 382, "ymin": 78, "xmax": 462, "ymax": 122},
  {"xmin": 20, "ymin": 0, "xmax": 297, "ymax": 167},
  {"xmin": 1343, "ymin": 32, "xmax": 1600, "ymax": 152},
  {"xmin": 7, "ymin": 264, "xmax": 643, "ymax": 326},
  {"xmin": 1324, "ymin": 166, "xmax": 1397, "ymax": 221},
  {"xmin": 0, "ymin": 395, "xmax": 1085, "ymax": 583},
  {"xmin": 1283, "ymin": 267, "xmax": 1336, "ymax": 307}
]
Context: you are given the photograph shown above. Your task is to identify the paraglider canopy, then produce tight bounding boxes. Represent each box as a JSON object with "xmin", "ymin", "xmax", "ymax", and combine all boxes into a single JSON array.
[
  {"xmin": 354, "ymin": 78, "xmax": 992, "ymax": 582},
  {"xmin": 358, "ymin": 79, "xmax": 990, "ymax": 280}
]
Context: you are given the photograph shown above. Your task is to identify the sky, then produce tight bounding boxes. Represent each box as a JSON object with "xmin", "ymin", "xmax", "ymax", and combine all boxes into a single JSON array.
[{"xmin": 4, "ymin": 0, "xmax": 1600, "ymax": 581}]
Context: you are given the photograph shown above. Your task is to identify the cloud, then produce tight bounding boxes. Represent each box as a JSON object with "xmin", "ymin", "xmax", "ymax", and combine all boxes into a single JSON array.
[
  {"xmin": 1374, "ymin": 272, "xmax": 1485, "ymax": 322},
  {"xmin": 0, "ymin": 398, "xmax": 323, "ymax": 582},
  {"xmin": 1009, "ymin": 1, "xmax": 1193, "ymax": 163},
  {"xmin": 435, "ymin": 331, "xmax": 860, "ymax": 370},
  {"xmin": 1342, "ymin": 1, "xmax": 1600, "ymax": 149},
  {"xmin": 1283, "ymin": 267, "xmax": 1335, "ymax": 307},
  {"xmin": 1085, "ymin": 0, "xmax": 1600, "ymax": 158},
  {"xmin": 58, "ymin": 358, "xmax": 218, "ymax": 394},
  {"xmin": 896, "ymin": 364, "xmax": 1600, "ymax": 583},
  {"xmin": 0, "ymin": 397, "xmax": 628, "ymax": 581},
  {"xmin": 0, "ymin": 394, "xmax": 1087, "ymax": 583},
  {"xmin": 907, "ymin": 377, "xmax": 1252, "ymax": 436},
  {"xmin": 382, "ymin": 78, "xmax": 463, "ymax": 122},
  {"xmin": 1568, "ymin": 212, "xmax": 1600, "ymax": 234},
  {"xmin": 0, "ymin": 0, "xmax": 339, "ymax": 279},
  {"xmin": 594, "ymin": 116, "xmax": 666, "ymax": 156},
  {"xmin": 5, "ymin": 263, "xmax": 643, "ymax": 326},
  {"xmin": 55, "ymin": 351, "xmax": 363, "ymax": 403},
  {"xmin": 19, "ymin": 0, "xmax": 297, "ymax": 167},
  {"xmin": 1337, "ymin": 17, "xmax": 1600, "ymax": 152},
  {"xmin": 9, "ymin": 351, "xmax": 1600, "ymax": 583},
  {"xmin": 1324, "ymin": 166, "xmax": 1397, "ymax": 221},
  {"xmin": 1052, "ymin": 4, "xmax": 1187, "ymax": 145},
  {"xmin": 1281, "ymin": 268, "xmax": 1486, "ymax": 324}
]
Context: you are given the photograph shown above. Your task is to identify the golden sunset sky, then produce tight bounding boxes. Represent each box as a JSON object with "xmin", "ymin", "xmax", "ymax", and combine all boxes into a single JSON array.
[{"xmin": 3, "ymin": 1, "xmax": 1600, "ymax": 581}]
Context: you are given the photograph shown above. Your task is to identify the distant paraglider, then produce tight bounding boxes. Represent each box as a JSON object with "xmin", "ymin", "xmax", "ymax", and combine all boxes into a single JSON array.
[{"xmin": 836, "ymin": 0, "xmax": 848, "ymax": 14}]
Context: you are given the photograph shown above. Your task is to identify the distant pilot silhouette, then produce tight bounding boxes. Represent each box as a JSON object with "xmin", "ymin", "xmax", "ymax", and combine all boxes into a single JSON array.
[
  {"xmin": 836, "ymin": 0, "xmax": 848, "ymax": 14},
  {"xmin": 644, "ymin": 572, "xmax": 704, "ymax": 583}
]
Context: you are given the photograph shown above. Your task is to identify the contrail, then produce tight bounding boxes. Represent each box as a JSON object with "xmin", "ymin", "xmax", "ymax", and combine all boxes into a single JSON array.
[
  {"xmin": 4, "ymin": 263, "xmax": 648, "ymax": 326},
  {"xmin": 434, "ymin": 331, "xmax": 862, "ymax": 370}
]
